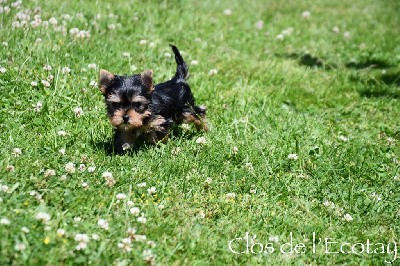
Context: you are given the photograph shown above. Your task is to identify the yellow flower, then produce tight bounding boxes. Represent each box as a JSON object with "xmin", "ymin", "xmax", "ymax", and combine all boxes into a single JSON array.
[{"xmin": 44, "ymin": 237, "xmax": 50, "ymax": 245}]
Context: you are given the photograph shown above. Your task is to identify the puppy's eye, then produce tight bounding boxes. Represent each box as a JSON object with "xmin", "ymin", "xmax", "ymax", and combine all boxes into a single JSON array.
[{"xmin": 132, "ymin": 102, "xmax": 142, "ymax": 108}]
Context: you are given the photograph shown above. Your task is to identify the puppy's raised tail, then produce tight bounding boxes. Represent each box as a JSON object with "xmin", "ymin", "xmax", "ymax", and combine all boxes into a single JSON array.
[{"xmin": 170, "ymin": 44, "xmax": 188, "ymax": 82}]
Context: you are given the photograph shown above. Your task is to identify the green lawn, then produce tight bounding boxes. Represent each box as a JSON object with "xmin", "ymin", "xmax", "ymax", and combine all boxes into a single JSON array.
[{"xmin": 1, "ymin": 0, "xmax": 399, "ymax": 264}]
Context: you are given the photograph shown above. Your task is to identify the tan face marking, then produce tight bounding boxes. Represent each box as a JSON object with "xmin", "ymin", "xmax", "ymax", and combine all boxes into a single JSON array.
[
  {"xmin": 107, "ymin": 94, "xmax": 122, "ymax": 103},
  {"xmin": 131, "ymin": 95, "xmax": 149, "ymax": 105}
]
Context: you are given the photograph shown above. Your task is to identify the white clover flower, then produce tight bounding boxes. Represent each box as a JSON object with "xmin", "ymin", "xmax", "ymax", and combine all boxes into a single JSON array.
[
  {"xmin": 116, "ymin": 193, "xmax": 127, "ymax": 200},
  {"xmin": 98, "ymin": 219, "xmax": 109, "ymax": 230},
  {"xmin": 81, "ymin": 182, "xmax": 89, "ymax": 189},
  {"xmin": 33, "ymin": 101, "xmax": 43, "ymax": 112},
  {"xmin": 62, "ymin": 66, "xmax": 71, "ymax": 74},
  {"xmin": 118, "ymin": 238, "xmax": 132, "ymax": 252},
  {"xmin": 69, "ymin": 27, "xmax": 79, "ymax": 36},
  {"xmin": 12, "ymin": 148, "xmax": 22, "ymax": 156},
  {"xmin": 2, "ymin": 42, "xmax": 8, "ymax": 47},
  {"xmin": 135, "ymin": 234, "xmax": 147, "ymax": 242},
  {"xmin": 190, "ymin": 60, "xmax": 199, "ymax": 66},
  {"xmin": 41, "ymin": 80, "xmax": 50, "ymax": 87},
  {"xmin": 127, "ymin": 200, "xmax": 134, "ymax": 206},
  {"xmin": 343, "ymin": 213, "xmax": 353, "ymax": 222},
  {"xmin": 0, "ymin": 218, "xmax": 10, "ymax": 225},
  {"xmin": 371, "ymin": 192, "xmax": 382, "ymax": 201},
  {"xmin": 343, "ymin": 31, "xmax": 351, "ymax": 39},
  {"xmin": 198, "ymin": 210, "xmax": 205, "ymax": 219},
  {"xmin": 276, "ymin": 34, "xmax": 284, "ymax": 40},
  {"xmin": 137, "ymin": 215, "xmax": 147, "ymax": 224},
  {"xmin": 74, "ymin": 217, "xmax": 82, "ymax": 223},
  {"xmin": 1, "ymin": 185, "xmax": 8, "ymax": 192},
  {"xmin": 43, "ymin": 64, "xmax": 52, "ymax": 71},
  {"xmin": 57, "ymin": 228, "xmax": 65, "ymax": 237},
  {"xmin": 137, "ymin": 182, "xmax": 146, "ymax": 188},
  {"xmin": 103, "ymin": 171, "xmax": 116, "ymax": 187},
  {"xmin": 130, "ymin": 65, "xmax": 137, "ymax": 72},
  {"xmin": 89, "ymin": 80, "xmax": 97, "ymax": 87},
  {"xmin": 6, "ymin": 165, "xmax": 15, "ymax": 172},
  {"xmin": 338, "ymin": 135, "xmax": 349, "ymax": 142},
  {"xmin": 158, "ymin": 204, "xmax": 165, "ymax": 210},
  {"xmin": 88, "ymin": 63, "xmax": 97, "ymax": 69},
  {"xmin": 21, "ymin": 227, "xmax": 30, "ymax": 233},
  {"xmin": 57, "ymin": 130, "xmax": 67, "ymax": 136},
  {"xmin": 78, "ymin": 164, "xmax": 85, "ymax": 172},
  {"xmin": 269, "ymin": 235, "xmax": 279, "ymax": 242},
  {"xmin": 250, "ymin": 188, "xmax": 257, "ymax": 194},
  {"xmin": 73, "ymin": 107, "xmax": 83, "ymax": 117},
  {"xmin": 287, "ymin": 153, "xmax": 298, "ymax": 160},
  {"xmin": 332, "ymin": 26, "xmax": 340, "ymax": 34},
  {"xmin": 196, "ymin": 136, "xmax": 207, "ymax": 145},
  {"xmin": 147, "ymin": 186, "xmax": 156, "ymax": 195},
  {"xmin": 130, "ymin": 207, "xmax": 140, "ymax": 216},
  {"xmin": 254, "ymin": 20, "xmax": 264, "ymax": 29},
  {"xmin": 226, "ymin": 192, "xmax": 236, "ymax": 200},
  {"xmin": 139, "ymin": 39, "xmax": 147, "ymax": 45},
  {"xmin": 122, "ymin": 52, "xmax": 130, "ymax": 58},
  {"xmin": 232, "ymin": 146, "xmax": 239, "ymax": 154},
  {"xmin": 205, "ymin": 177, "xmax": 213, "ymax": 186},
  {"xmin": 74, "ymin": 233, "xmax": 90, "ymax": 250},
  {"xmin": 208, "ymin": 69, "xmax": 218, "ymax": 75},
  {"xmin": 149, "ymin": 42, "xmax": 155, "ymax": 47},
  {"xmin": 142, "ymin": 249, "xmax": 155, "ymax": 263},
  {"xmin": 31, "ymin": 81, "xmax": 38, "ymax": 87},
  {"xmin": 0, "ymin": 67, "xmax": 6, "ymax": 73},
  {"xmin": 147, "ymin": 240, "xmax": 156, "ymax": 247},
  {"xmin": 122, "ymin": 143, "xmax": 131, "ymax": 151},
  {"xmin": 224, "ymin": 9, "xmax": 232, "ymax": 15},
  {"xmin": 302, "ymin": 11, "xmax": 311, "ymax": 19},
  {"xmin": 14, "ymin": 243, "xmax": 26, "ymax": 251},
  {"xmin": 49, "ymin": 17, "xmax": 58, "ymax": 25},
  {"xmin": 127, "ymin": 227, "xmax": 137, "ymax": 238},
  {"xmin": 44, "ymin": 169, "xmax": 56, "ymax": 177},
  {"xmin": 387, "ymin": 137, "xmax": 396, "ymax": 146},
  {"xmin": 164, "ymin": 52, "xmax": 171, "ymax": 58},
  {"xmin": 92, "ymin": 234, "xmax": 100, "ymax": 241},
  {"xmin": 65, "ymin": 162, "xmax": 75, "ymax": 174},
  {"xmin": 87, "ymin": 166, "xmax": 96, "ymax": 173},
  {"xmin": 108, "ymin": 23, "xmax": 116, "ymax": 30},
  {"xmin": 35, "ymin": 212, "xmax": 51, "ymax": 223}
]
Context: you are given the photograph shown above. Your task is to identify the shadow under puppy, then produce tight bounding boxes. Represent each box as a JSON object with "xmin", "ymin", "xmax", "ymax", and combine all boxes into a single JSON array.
[{"xmin": 99, "ymin": 45, "xmax": 207, "ymax": 154}]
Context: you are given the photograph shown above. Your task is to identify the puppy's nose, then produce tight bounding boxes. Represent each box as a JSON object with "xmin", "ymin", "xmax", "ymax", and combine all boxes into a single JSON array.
[{"xmin": 123, "ymin": 115, "xmax": 129, "ymax": 123}]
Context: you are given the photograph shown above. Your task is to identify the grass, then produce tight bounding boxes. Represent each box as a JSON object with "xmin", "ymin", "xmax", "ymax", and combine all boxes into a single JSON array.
[{"xmin": 0, "ymin": 0, "xmax": 399, "ymax": 264}]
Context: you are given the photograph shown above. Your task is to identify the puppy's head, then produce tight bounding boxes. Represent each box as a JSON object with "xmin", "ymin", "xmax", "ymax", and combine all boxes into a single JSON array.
[{"xmin": 99, "ymin": 69, "xmax": 153, "ymax": 131}]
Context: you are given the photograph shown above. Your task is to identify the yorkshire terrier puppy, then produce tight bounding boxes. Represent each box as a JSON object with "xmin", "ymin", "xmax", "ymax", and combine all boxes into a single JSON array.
[
  {"xmin": 99, "ymin": 68, "xmax": 156, "ymax": 154},
  {"xmin": 145, "ymin": 45, "xmax": 208, "ymax": 143},
  {"xmin": 99, "ymin": 45, "xmax": 207, "ymax": 154}
]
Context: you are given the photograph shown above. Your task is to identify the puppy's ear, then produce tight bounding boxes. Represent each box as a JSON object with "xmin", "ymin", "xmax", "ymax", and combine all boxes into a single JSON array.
[
  {"xmin": 141, "ymin": 69, "xmax": 154, "ymax": 92},
  {"xmin": 99, "ymin": 69, "xmax": 114, "ymax": 94}
]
